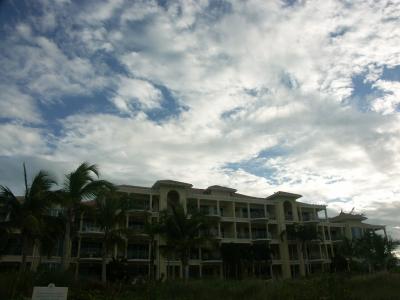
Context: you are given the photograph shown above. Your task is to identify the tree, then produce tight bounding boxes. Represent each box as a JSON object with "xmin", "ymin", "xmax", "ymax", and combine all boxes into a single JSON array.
[
  {"xmin": 94, "ymin": 189, "xmax": 129, "ymax": 283},
  {"xmin": 59, "ymin": 162, "xmax": 113, "ymax": 272},
  {"xmin": 356, "ymin": 232, "xmax": 396, "ymax": 272},
  {"xmin": 285, "ymin": 223, "xmax": 319, "ymax": 275},
  {"xmin": 0, "ymin": 164, "xmax": 57, "ymax": 272},
  {"xmin": 158, "ymin": 203, "xmax": 215, "ymax": 279},
  {"xmin": 337, "ymin": 237, "xmax": 357, "ymax": 272},
  {"xmin": 144, "ymin": 221, "xmax": 161, "ymax": 281}
]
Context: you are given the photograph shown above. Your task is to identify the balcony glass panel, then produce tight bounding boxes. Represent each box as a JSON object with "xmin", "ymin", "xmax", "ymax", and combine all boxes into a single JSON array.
[
  {"xmin": 80, "ymin": 241, "xmax": 102, "ymax": 258},
  {"xmin": 127, "ymin": 244, "xmax": 148, "ymax": 259},
  {"xmin": 81, "ymin": 221, "xmax": 102, "ymax": 232},
  {"xmin": 200, "ymin": 206, "xmax": 219, "ymax": 216},
  {"xmin": 250, "ymin": 209, "xmax": 265, "ymax": 218},
  {"xmin": 235, "ymin": 207, "xmax": 248, "ymax": 218},
  {"xmin": 252, "ymin": 230, "xmax": 269, "ymax": 239}
]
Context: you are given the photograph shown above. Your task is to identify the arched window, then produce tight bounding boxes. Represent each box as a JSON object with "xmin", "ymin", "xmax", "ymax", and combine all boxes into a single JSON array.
[
  {"xmin": 284, "ymin": 201, "xmax": 293, "ymax": 221},
  {"xmin": 167, "ymin": 190, "xmax": 180, "ymax": 210}
]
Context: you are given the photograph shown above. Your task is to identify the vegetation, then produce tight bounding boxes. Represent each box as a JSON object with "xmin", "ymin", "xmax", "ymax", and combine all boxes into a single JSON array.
[
  {"xmin": 93, "ymin": 189, "xmax": 129, "ymax": 283},
  {"xmin": 0, "ymin": 164, "xmax": 57, "ymax": 272},
  {"xmin": 158, "ymin": 202, "xmax": 216, "ymax": 279},
  {"xmin": 59, "ymin": 162, "xmax": 113, "ymax": 272},
  {"xmin": 1, "ymin": 271, "xmax": 400, "ymax": 300}
]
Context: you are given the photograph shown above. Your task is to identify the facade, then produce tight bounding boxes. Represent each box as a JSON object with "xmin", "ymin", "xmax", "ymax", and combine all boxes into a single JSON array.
[{"xmin": 0, "ymin": 179, "xmax": 387, "ymax": 279}]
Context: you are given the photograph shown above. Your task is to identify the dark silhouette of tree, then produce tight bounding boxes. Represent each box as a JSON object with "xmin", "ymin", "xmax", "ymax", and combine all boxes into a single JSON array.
[
  {"xmin": 285, "ymin": 223, "xmax": 319, "ymax": 274},
  {"xmin": 94, "ymin": 189, "xmax": 130, "ymax": 283},
  {"xmin": 0, "ymin": 164, "xmax": 57, "ymax": 272},
  {"xmin": 356, "ymin": 232, "xmax": 396, "ymax": 272},
  {"xmin": 59, "ymin": 162, "xmax": 113, "ymax": 272},
  {"xmin": 158, "ymin": 203, "xmax": 215, "ymax": 279},
  {"xmin": 338, "ymin": 237, "xmax": 357, "ymax": 272}
]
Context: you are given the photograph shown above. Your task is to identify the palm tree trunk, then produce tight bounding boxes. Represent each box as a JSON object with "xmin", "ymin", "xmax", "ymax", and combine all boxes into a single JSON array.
[
  {"xmin": 30, "ymin": 239, "xmax": 40, "ymax": 272},
  {"xmin": 62, "ymin": 214, "xmax": 72, "ymax": 271},
  {"xmin": 101, "ymin": 241, "xmax": 107, "ymax": 283},
  {"xmin": 149, "ymin": 240, "xmax": 154, "ymax": 280},
  {"xmin": 19, "ymin": 235, "xmax": 28, "ymax": 273},
  {"xmin": 181, "ymin": 260, "xmax": 189, "ymax": 280}
]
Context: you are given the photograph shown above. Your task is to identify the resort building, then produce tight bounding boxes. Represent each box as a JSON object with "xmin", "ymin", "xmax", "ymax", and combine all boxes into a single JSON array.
[{"xmin": 0, "ymin": 180, "xmax": 387, "ymax": 279}]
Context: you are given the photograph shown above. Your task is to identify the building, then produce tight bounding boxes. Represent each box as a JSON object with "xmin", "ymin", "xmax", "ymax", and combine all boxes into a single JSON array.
[{"xmin": 0, "ymin": 179, "xmax": 387, "ymax": 279}]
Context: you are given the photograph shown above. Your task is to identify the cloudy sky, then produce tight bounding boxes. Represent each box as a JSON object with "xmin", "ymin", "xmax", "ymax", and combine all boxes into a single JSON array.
[{"xmin": 0, "ymin": 0, "xmax": 400, "ymax": 238}]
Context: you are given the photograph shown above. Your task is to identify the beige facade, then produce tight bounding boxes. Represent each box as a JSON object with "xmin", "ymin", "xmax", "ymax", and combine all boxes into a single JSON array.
[{"xmin": 0, "ymin": 180, "xmax": 387, "ymax": 279}]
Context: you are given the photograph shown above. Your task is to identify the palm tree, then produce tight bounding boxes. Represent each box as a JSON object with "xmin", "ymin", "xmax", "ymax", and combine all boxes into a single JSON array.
[
  {"xmin": 285, "ymin": 223, "xmax": 319, "ymax": 275},
  {"xmin": 94, "ymin": 189, "xmax": 128, "ymax": 283},
  {"xmin": 143, "ymin": 221, "xmax": 161, "ymax": 281},
  {"xmin": 356, "ymin": 232, "xmax": 396, "ymax": 272},
  {"xmin": 0, "ymin": 164, "xmax": 57, "ymax": 272},
  {"xmin": 338, "ymin": 237, "xmax": 357, "ymax": 272},
  {"xmin": 60, "ymin": 162, "xmax": 113, "ymax": 272},
  {"xmin": 158, "ymin": 203, "xmax": 215, "ymax": 279}
]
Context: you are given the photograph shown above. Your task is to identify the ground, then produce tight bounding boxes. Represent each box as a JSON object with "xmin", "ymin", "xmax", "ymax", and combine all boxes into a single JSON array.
[{"xmin": 1, "ymin": 271, "xmax": 400, "ymax": 300}]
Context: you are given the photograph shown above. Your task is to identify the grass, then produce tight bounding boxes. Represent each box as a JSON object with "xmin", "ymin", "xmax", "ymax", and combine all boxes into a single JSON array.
[{"xmin": 1, "ymin": 271, "xmax": 400, "ymax": 300}]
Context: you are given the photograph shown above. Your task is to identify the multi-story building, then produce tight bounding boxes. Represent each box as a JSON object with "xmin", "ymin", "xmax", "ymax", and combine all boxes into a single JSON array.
[{"xmin": 0, "ymin": 180, "xmax": 387, "ymax": 279}]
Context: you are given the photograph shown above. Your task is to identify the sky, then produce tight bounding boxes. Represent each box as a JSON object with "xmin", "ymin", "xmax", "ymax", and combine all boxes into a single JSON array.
[{"xmin": 0, "ymin": 0, "xmax": 400, "ymax": 239}]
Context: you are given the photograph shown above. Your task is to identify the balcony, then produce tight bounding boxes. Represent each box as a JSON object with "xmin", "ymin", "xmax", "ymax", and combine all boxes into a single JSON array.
[
  {"xmin": 80, "ymin": 248, "xmax": 102, "ymax": 258},
  {"xmin": 252, "ymin": 231, "xmax": 272, "ymax": 241},
  {"xmin": 127, "ymin": 250, "xmax": 149, "ymax": 260},
  {"xmin": 301, "ymin": 214, "xmax": 325, "ymax": 223},
  {"xmin": 81, "ymin": 223, "xmax": 103, "ymax": 233},
  {"xmin": 47, "ymin": 208, "xmax": 64, "ymax": 217},
  {"xmin": 200, "ymin": 206, "xmax": 220, "ymax": 217},
  {"xmin": 220, "ymin": 232, "xmax": 235, "ymax": 239},
  {"xmin": 237, "ymin": 231, "xmax": 251, "ymax": 239},
  {"xmin": 285, "ymin": 214, "xmax": 294, "ymax": 221},
  {"xmin": 250, "ymin": 210, "xmax": 268, "ymax": 222},
  {"xmin": 202, "ymin": 251, "xmax": 222, "ymax": 262},
  {"xmin": 235, "ymin": 209, "xmax": 249, "ymax": 219},
  {"xmin": 128, "ymin": 223, "xmax": 148, "ymax": 237}
]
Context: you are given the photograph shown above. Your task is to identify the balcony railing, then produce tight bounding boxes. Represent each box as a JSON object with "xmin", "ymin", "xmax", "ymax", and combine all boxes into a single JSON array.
[
  {"xmin": 81, "ymin": 223, "xmax": 102, "ymax": 233},
  {"xmin": 252, "ymin": 231, "xmax": 271, "ymax": 240},
  {"xmin": 202, "ymin": 252, "xmax": 222, "ymax": 261},
  {"xmin": 250, "ymin": 210, "xmax": 266, "ymax": 219},
  {"xmin": 127, "ymin": 250, "xmax": 148, "ymax": 260},
  {"xmin": 235, "ymin": 210, "xmax": 249, "ymax": 219},
  {"xmin": 80, "ymin": 248, "xmax": 102, "ymax": 258},
  {"xmin": 221, "ymin": 232, "xmax": 235, "ymax": 239},
  {"xmin": 237, "ymin": 232, "xmax": 250, "ymax": 239},
  {"xmin": 200, "ymin": 206, "xmax": 219, "ymax": 216},
  {"xmin": 285, "ymin": 214, "xmax": 294, "ymax": 221}
]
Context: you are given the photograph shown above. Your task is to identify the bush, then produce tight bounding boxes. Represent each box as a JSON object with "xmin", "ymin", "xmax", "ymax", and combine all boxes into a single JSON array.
[{"xmin": 0, "ymin": 271, "xmax": 34, "ymax": 300}]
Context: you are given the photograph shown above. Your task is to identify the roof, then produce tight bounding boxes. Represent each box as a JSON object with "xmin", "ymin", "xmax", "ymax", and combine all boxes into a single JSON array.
[
  {"xmin": 330, "ymin": 211, "xmax": 367, "ymax": 222},
  {"xmin": 152, "ymin": 180, "xmax": 193, "ymax": 189},
  {"xmin": 206, "ymin": 185, "xmax": 237, "ymax": 193},
  {"xmin": 265, "ymin": 191, "xmax": 302, "ymax": 200}
]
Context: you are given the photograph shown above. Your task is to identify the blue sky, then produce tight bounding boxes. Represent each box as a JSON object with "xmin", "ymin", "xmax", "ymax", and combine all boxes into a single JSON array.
[{"xmin": 1, "ymin": 0, "xmax": 400, "ymax": 238}]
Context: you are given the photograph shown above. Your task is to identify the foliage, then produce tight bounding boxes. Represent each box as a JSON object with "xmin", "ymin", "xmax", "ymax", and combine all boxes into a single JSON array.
[
  {"xmin": 59, "ymin": 162, "xmax": 113, "ymax": 271},
  {"xmin": 158, "ymin": 203, "xmax": 216, "ymax": 279},
  {"xmin": 94, "ymin": 190, "xmax": 128, "ymax": 283},
  {"xmin": 0, "ymin": 165, "xmax": 57, "ymax": 271},
  {"xmin": 1, "ymin": 270, "xmax": 400, "ymax": 300},
  {"xmin": 355, "ymin": 232, "xmax": 396, "ymax": 272},
  {"xmin": 285, "ymin": 223, "xmax": 319, "ymax": 242}
]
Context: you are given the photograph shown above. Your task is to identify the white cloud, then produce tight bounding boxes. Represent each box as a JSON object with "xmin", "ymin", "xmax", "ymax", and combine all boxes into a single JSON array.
[
  {"xmin": 0, "ymin": 124, "xmax": 48, "ymax": 156},
  {"xmin": 1, "ymin": 0, "xmax": 400, "ymax": 239},
  {"xmin": 0, "ymin": 85, "xmax": 41, "ymax": 123},
  {"xmin": 112, "ymin": 77, "xmax": 162, "ymax": 113}
]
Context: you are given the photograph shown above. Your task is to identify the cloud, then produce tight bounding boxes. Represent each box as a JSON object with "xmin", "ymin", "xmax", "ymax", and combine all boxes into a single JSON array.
[
  {"xmin": 0, "ymin": 85, "xmax": 41, "ymax": 123},
  {"xmin": 112, "ymin": 77, "xmax": 163, "ymax": 113},
  {"xmin": 0, "ymin": 124, "xmax": 48, "ymax": 156},
  {"xmin": 1, "ymin": 0, "xmax": 400, "ymax": 239}
]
